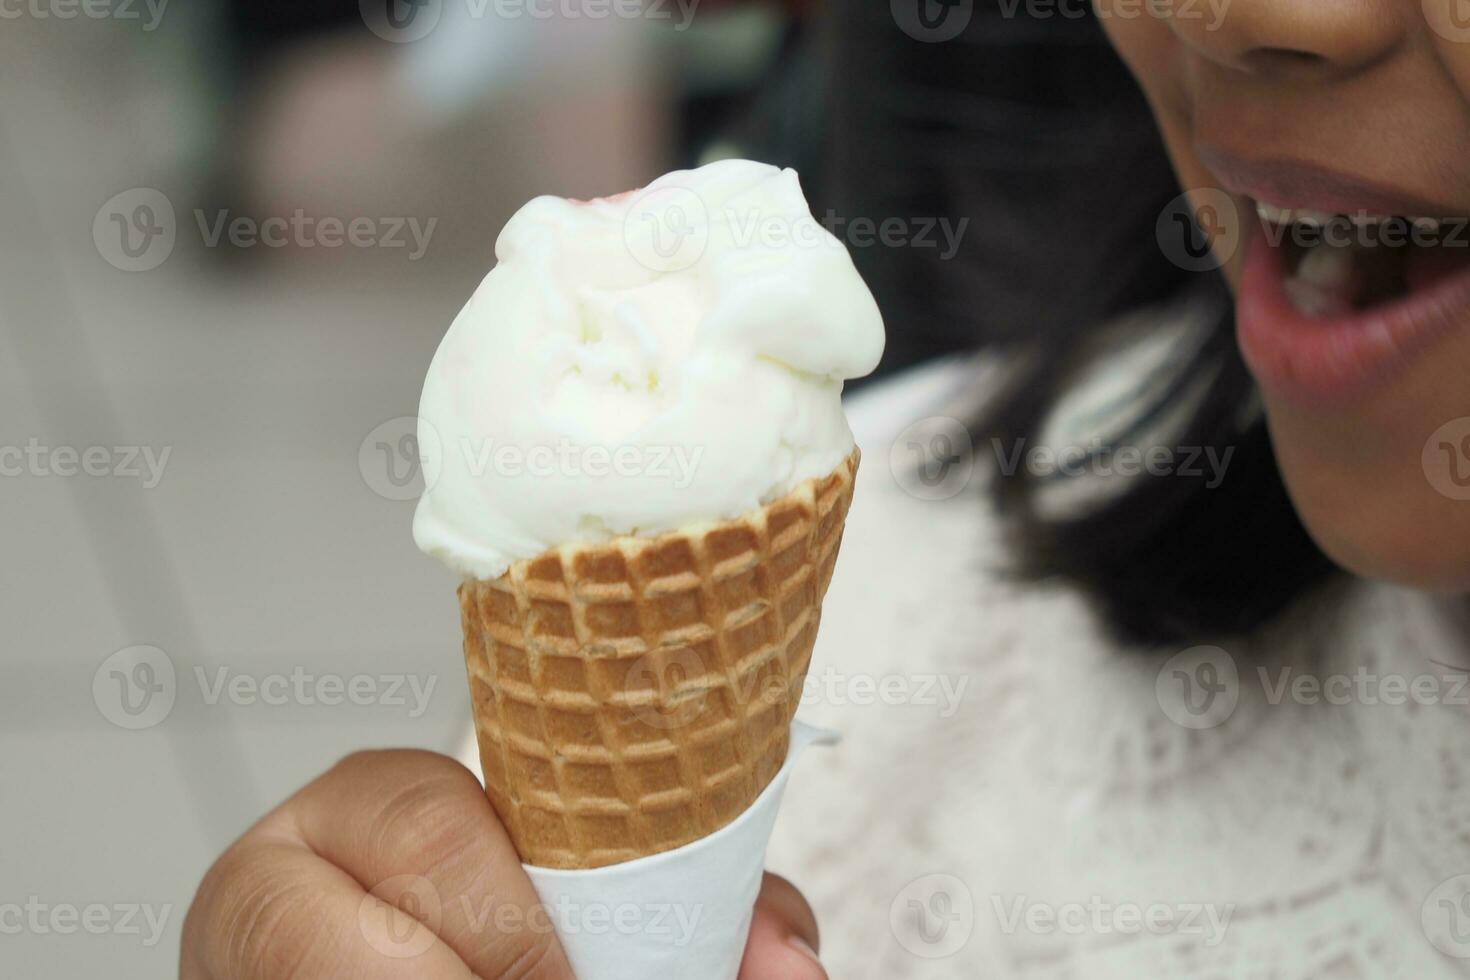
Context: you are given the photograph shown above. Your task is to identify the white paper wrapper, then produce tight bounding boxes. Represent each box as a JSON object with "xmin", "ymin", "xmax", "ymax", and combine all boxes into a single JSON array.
[{"xmin": 522, "ymin": 722, "xmax": 837, "ymax": 980}]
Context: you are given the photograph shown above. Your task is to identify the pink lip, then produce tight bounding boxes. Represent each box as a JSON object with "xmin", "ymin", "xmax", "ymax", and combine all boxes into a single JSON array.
[
  {"xmin": 1236, "ymin": 217, "xmax": 1470, "ymax": 407},
  {"xmin": 1198, "ymin": 146, "xmax": 1461, "ymax": 218}
]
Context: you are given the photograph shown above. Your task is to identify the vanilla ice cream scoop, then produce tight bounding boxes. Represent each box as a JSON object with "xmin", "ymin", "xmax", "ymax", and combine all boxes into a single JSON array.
[{"xmin": 413, "ymin": 159, "xmax": 885, "ymax": 579}]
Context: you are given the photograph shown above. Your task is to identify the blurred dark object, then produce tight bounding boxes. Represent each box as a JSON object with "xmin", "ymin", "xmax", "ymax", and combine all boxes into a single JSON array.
[
  {"xmin": 715, "ymin": 1, "xmax": 1340, "ymax": 640},
  {"xmin": 822, "ymin": 0, "xmax": 1184, "ymax": 377},
  {"xmin": 685, "ymin": 21, "xmax": 828, "ymax": 185},
  {"xmin": 226, "ymin": 0, "xmax": 361, "ymax": 61},
  {"xmin": 714, "ymin": 1, "xmax": 1183, "ymax": 380}
]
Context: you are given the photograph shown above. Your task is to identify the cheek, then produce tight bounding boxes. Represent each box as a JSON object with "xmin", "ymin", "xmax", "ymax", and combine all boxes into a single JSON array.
[
  {"xmin": 1094, "ymin": 8, "xmax": 1248, "ymax": 286},
  {"xmin": 1429, "ymin": 4, "xmax": 1470, "ymax": 95}
]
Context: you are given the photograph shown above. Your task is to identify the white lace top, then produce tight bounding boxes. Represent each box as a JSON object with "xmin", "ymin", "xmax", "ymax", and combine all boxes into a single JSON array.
[{"xmin": 767, "ymin": 359, "xmax": 1470, "ymax": 979}]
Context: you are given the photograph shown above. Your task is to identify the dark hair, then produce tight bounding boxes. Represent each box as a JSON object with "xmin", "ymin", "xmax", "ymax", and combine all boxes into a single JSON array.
[
  {"xmin": 712, "ymin": 2, "xmax": 1341, "ymax": 642},
  {"xmin": 980, "ymin": 297, "xmax": 1341, "ymax": 645},
  {"xmin": 814, "ymin": 0, "xmax": 1341, "ymax": 644}
]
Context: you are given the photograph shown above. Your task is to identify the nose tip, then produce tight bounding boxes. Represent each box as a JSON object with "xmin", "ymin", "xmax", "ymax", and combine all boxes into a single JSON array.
[{"xmin": 1162, "ymin": 0, "xmax": 1404, "ymax": 77}]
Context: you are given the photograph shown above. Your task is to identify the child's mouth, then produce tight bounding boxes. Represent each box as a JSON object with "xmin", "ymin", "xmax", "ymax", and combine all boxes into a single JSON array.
[{"xmin": 1235, "ymin": 197, "xmax": 1470, "ymax": 406}]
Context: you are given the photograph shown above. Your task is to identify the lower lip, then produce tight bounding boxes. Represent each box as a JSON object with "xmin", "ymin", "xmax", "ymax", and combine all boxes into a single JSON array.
[{"xmin": 1235, "ymin": 215, "xmax": 1470, "ymax": 407}]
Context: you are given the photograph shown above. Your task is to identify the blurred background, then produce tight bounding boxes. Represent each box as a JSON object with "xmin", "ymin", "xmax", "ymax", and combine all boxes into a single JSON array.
[{"xmin": 0, "ymin": 1, "xmax": 1184, "ymax": 974}]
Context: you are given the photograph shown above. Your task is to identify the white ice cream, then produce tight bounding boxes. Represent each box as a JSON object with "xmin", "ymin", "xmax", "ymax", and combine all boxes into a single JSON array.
[{"xmin": 413, "ymin": 159, "xmax": 885, "ymax": 579}]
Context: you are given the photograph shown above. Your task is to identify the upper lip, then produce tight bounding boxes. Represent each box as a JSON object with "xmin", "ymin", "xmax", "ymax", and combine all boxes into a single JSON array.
[{"xmin": 1197, "ymin": 145, "xmax": 1464, "ymax": 219}]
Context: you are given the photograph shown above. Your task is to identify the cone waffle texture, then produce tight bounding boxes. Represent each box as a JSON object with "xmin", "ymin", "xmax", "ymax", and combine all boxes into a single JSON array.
[{"xmin": 458, "ymin": 449, "xmax": 859, "ymax": 869}]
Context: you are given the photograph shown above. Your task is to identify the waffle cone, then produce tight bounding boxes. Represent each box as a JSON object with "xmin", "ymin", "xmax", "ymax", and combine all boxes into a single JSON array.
[{"xmin": 457, "ymin": 449, "xmax": 858, "ymax": 869}]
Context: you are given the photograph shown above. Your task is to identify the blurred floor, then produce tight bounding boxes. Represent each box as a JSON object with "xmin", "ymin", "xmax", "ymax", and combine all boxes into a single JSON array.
[
  {"xmin": 0, "ymin": 12, "xmax": 668, "ymax": 976},
  {"xmin": 1, "ymin": 147, "xmax": 475, "ymax": 980}
]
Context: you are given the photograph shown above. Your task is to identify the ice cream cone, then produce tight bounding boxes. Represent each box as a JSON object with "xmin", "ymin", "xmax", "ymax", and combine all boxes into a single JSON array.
[{"xmin": 458, "ymin": 449, "xmax": 858, "ymax": 869}]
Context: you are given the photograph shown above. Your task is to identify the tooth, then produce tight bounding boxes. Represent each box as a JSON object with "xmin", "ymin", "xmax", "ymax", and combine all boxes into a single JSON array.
[
  {"xmin": 1254, "ymin": 201, "xmax": 1355, "ymax": 230},
  {"xmin": 1256, "ymin": 202, "xmax": 1293, "ymax": 226},
  {"xmin": 1347, "ymin": 211, "xmax": 1392, "ymax": 228},
  {"xmin": 1296, "ymin": 240, "xmax": 1355, "ymax": 288},
  {"xmin": 1284, "ymin": 239, "xmax": 1358, "ymax": 318},
  {"xmin": 1288, "ymin": 208, "xmax": 1340, "ymax": 229},
  {"xmin": 1284, "ymin": 279, "xmax": 1337, "ymax": 317}
]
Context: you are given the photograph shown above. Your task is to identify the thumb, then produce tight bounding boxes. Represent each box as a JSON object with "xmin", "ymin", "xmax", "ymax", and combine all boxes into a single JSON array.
[{"xmin": 737, "ymin": 873, "xmax": 827, "ymax": 979}]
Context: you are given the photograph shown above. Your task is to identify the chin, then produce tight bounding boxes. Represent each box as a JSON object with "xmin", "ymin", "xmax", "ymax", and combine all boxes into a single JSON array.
[{"xmin": 1267, "ymin": 405, "xmax": 1470, "ymax": 592}]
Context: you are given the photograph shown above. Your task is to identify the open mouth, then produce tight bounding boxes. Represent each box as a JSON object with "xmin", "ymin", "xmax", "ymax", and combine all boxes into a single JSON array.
[
  {"xmin": 1264, "ymin": 203, "xmax": 1470, "ymax": 319},
  {"xmin": 1236, "ymin": 198, "xmax": 1470, "ymax": 405}
]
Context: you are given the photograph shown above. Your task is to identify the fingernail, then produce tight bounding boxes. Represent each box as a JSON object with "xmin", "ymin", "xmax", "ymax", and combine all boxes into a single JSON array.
[{"xmin": 789, "ymin": 935, "xmax": 821, "ymax": 964}]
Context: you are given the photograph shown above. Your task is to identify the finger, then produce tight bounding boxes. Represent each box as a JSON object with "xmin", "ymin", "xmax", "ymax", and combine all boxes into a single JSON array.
[
  {"xmin": 737, "ymin": 873, "xmax": 827, "ymax": 980},
  {"xmin": 279, "ymin": 748, "xmax": 573, "ymax": 980},
  {"xmin": 183, "ymin": 834, "xmax": 474, "ymax": 980}
]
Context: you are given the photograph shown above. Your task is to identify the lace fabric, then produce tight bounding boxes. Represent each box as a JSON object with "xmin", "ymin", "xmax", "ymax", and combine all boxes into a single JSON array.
[{"xmin": 767, "ymin": 361, "xmax": 1470, "ymax": 979}]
